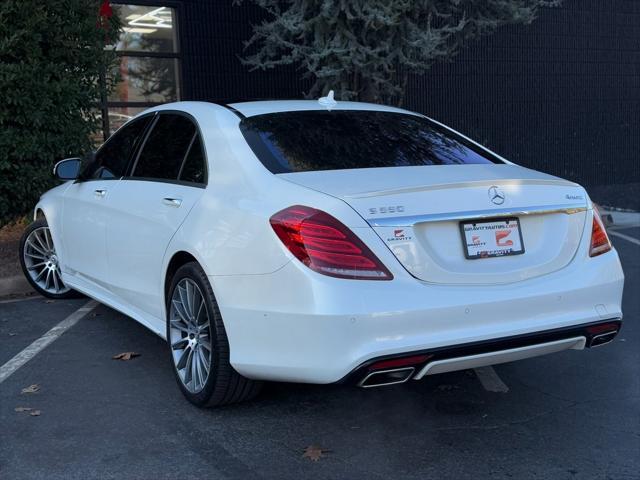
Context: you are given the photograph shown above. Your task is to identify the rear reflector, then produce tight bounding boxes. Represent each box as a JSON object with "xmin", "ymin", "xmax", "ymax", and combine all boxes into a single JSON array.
[
  {"xmin": 589, "ymin": 208, "xmax": 612, "ymax": 257},
  {"xmin": 586, "ymin": 322, "xmax": 620, "ymax": 335},
  {"xmin": 270, "ymin": 205, "xmax": 393, "ymax": 280},
  {"xmin": 369, "ymin": 355, "xmax": 432, "ymax": 371}
]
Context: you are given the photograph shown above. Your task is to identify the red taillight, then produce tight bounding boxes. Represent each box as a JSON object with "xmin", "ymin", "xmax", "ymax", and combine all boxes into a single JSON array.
[
  {"xmin": 589, "ymin": 208, "xmax": 612, "ymax": 257},
  {"xmin": 270, "ymin": 205, "xmax": 393, "ymax": 280}
]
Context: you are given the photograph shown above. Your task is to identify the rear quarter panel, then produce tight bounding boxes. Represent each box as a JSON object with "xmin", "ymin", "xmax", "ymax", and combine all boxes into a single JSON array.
[{"xmin": 167, "ymin": 104, "xmax": 374, "ymax": 278}]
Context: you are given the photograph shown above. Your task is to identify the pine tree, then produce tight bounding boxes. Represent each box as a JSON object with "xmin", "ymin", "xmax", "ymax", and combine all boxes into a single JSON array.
[{"xmin": 238, "ymin": 0, "xmax": 561, "ymax": 105}]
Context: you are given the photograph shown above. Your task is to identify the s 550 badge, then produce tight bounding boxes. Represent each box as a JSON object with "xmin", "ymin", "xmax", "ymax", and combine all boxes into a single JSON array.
[{"xmin": 369, "ymin": 205, "xmax": 405, "ymax": 215}]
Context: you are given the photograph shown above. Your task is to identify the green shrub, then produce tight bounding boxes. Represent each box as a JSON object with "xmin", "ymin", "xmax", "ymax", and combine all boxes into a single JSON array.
[{"xmin": 0, "ymin": 0, "xmax": 119, "ymax": 226}]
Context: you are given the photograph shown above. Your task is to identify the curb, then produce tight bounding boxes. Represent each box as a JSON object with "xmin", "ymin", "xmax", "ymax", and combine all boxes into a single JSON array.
[
  {"xmin": 0, "ymin": 275, "xmax": 33, "ymax": 298},
  {"xmin": 595, "ymin": 203, "xmax": 640, "ymax": 228},
  {"xmin": 601, "ymin": 213, "xmax": 614, "ymax": 227},
  {"xmin": 600, "ymin": 210, "xmax": 640, "ymax": 228}
]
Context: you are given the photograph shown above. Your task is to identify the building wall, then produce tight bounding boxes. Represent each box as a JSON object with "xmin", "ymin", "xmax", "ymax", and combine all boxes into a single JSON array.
[
  {"xmin": 176, "ymin": 0, "xmax": 640, "ymax": 191},
  {"xmin": 405, "ymin": 0, "xmax": 640, "ymax": 191},
  {"xmin": 178, "ymin": 0, "xmax": 308, "ymax": 103}
]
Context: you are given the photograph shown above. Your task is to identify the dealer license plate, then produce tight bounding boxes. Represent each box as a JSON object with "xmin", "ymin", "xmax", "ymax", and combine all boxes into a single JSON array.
[{"xmin": 460, "ymin": 217, "xmax": 525, "ymax": 260}]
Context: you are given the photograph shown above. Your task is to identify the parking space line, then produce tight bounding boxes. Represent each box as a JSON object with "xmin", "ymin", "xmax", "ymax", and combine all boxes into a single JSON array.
[
  {"xmin": 0, "ymin": 300, "xmax": 98, "ymax": 384},
  {"xmin": 609, "ymin": 230, "xmax": 640, "ymax": 246},
  {"xmin": 0, "ymin": 296, "xmax": 41, "ymax": 305},
  {"xmin": 608, "ymin": 224, "xmax": 640, "ymax": 232},
  {"xmin": 474, "ymin": 366, "xmax": 509, "ymax": 393}
]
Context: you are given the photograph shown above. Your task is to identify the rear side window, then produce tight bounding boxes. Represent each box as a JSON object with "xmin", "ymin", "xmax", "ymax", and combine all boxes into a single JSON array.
[
  {"xmin": 179, "ymin": 135, "xmax": 206, "ymax": 184},
  {"xmin": 133, "ymin": 114, "xmax": 196, "ymax": 181},
  {"xmin": 87, "ymin": 115, "xmax": 152, "ymax": 179},
  {"xmin": 240, "ymin": 111, "xmax": 502, "ymax": 174}
]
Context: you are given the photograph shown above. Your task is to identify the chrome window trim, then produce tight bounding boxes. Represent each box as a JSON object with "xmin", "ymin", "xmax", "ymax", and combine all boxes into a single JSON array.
[{"xmin": 368, "ymin": 204, "xmax": 588, "ymax": 227}]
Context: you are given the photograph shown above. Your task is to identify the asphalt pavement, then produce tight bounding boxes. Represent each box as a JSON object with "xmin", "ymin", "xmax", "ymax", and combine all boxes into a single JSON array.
[{"xmin": 0, "ymin": 231, "xmax": 638, "ymax": 480}]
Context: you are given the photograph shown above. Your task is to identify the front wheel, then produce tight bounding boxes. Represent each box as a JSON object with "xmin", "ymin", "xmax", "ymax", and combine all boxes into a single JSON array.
[
  {"xmin": 19, "ymin": 219, "xmax": 80, "ymax": 299},
  {"xmin": 166, "ymin": 262, "xmax": 262, "ymax": 407}
]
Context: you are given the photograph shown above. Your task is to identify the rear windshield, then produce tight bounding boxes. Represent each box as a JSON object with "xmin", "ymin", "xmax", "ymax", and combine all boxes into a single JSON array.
[{"xmin": 239, "ymin": 110, "xmax": 502, "ymax": 174}]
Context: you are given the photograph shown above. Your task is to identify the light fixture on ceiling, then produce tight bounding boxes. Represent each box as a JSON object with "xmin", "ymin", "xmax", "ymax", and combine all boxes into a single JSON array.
[{"xmin": 127, "ymin": 6, "xmax": 172, "ymax": 29}]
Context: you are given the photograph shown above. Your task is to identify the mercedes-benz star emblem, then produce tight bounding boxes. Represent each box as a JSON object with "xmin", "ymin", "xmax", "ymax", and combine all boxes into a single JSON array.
[{"xmin": 488, "ymin": 186, "xmax": 505, "ymax": 205}]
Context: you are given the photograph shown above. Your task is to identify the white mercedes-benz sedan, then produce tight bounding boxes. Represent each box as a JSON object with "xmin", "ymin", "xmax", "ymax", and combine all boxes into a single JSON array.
[{"xmin": 20, "ymin": 98, "xmax": 624, "ymax": 406}]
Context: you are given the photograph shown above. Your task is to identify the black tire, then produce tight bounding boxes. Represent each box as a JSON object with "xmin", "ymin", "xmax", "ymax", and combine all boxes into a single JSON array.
[
  {"xmin": 166, "ymin": 261, "xmax": 262, "ymax": 407},
  {"xmin": 19, "ymin": 219, "xmax": 82, "ymax": 299}
]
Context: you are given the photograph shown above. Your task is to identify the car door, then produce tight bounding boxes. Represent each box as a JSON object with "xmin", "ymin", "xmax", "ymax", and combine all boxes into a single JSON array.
[
  {"xmin": 105, "ymin": 112, "xmax": 208, "ymax": 323},
  {"xmin": 61, "ymin": 115, "xmax": 153, "ymax": 293}
]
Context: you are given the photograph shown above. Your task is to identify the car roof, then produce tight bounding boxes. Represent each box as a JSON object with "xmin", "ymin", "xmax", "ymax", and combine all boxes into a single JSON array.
[
  {"xmin": 139, "ymin": 100, "xmax": 421, "ymax": 120},
  {"xmin": 227, "ymin": 100, "xmax": 420, "ymax": 118}
]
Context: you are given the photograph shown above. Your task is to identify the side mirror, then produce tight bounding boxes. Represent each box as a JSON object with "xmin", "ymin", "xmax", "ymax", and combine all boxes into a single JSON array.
[{"xmin": 53, "ymin": 158, "xmax": 81, "ymax": 181}]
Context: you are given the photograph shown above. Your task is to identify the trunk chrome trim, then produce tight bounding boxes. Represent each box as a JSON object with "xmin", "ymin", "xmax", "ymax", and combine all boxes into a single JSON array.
[{"xmin": 368, "ymin": 203, "xmax": 588, "ymax": 227}]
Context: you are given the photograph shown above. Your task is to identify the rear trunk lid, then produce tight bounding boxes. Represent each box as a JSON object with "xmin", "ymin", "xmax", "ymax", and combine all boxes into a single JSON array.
[{"xmin": 280, "ymin": 164, "xmax": 589, "ymax": 284}]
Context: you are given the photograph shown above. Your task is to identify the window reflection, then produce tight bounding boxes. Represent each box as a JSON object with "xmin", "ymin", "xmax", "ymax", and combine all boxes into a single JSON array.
[
  {"xmin": 101, "ymin": 4, "xmax": 180, "ymax": 139},
  {"xmin": 241, "ymin": 111, "xmax": 501, "ymax": 173},
  {"xmin": 109, "ymin": 57, "xmax": 179, "ymax": 103},
  {"xmin": 115, "ymin": 5, "xmax": 177, "ymax": 54},
  {"xmin": 108, "ymin": 106, "xmax": 147, "ymax": 133}
]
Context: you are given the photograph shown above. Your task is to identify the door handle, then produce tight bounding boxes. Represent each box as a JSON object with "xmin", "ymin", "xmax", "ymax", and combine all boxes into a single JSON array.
[
  {"xmin": 94, "ymin": 189, "xmax": 107, "ymax": 197},
  {"xmin": 163, "ymin": 197, "xmax": 182, "ymax": 207}
]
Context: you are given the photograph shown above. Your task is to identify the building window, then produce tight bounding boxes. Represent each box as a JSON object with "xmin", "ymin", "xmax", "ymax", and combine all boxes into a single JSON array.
[{"xmin": 102, "ymin": 4, "xmax": 181, "ymax": 137}]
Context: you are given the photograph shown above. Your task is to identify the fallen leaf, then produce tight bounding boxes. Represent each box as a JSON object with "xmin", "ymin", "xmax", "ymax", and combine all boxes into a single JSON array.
[
  {"xmin": 8, "ymin": 333, "xmax": 17, "ymax": 336},
  {"xmin": 112, "ymin": 352, "xmax": 140, "ymax": 361},
  {"xmin": 302, "ymin": 445, "xmax": 329, "ymax": 462},
  {"xmin": 29, "ymin": 410, "xmax": 41, "ymax": 416},
  {"xmin": 15, "ymin": 407, "xmax": 32, "ymax": 412},
  {"xmin": 21, "ymin": 384, "xmax": 40, "ymax": 394}
]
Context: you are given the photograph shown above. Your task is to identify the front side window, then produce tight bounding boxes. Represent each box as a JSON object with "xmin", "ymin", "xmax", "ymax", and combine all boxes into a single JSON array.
[
  {"xmin": 240, "ymin": 111, "xmax": 502, "ymax": 174},
  {"xmin": 84, "ymin": 115, "xmax": 153, "ymax": 180},
  {"xmin": 132, "ymin": 113, "xmax": 206, "ymax": 185}
]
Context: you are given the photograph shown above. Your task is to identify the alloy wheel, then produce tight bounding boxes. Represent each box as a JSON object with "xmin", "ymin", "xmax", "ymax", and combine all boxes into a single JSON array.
[
  {"xmin": 169, "ymin": 278, "xmax": 212, "ymax": 393},
  {"xmin": 22, "ymin": 226, "xmax": 70, "ymax": 295}
]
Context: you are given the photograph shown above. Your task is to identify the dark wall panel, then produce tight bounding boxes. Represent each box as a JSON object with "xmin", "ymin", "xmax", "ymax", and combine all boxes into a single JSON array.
[
  {"xmin": 178, "ymin": 0, "xmax": 309, "ymax": 103},
  {"xmin": 405, "ymin": 0, "xmax": 640, "ymax": 189},
  {"xmin": 176, "ymin": 0, "xmax": 639, "ymax": 189}
]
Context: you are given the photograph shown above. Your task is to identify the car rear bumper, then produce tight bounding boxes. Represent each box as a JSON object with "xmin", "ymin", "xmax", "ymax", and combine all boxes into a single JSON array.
[
  {"xmin": 211, "ymin": 248, "xmax": 624, "ymax": 384},
  {"xmin": 343, "ymin": 318, "xmax": 621, "ymax": 387}
]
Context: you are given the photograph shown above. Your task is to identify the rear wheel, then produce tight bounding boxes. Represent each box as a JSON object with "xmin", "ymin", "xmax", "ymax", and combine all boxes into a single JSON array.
[
  {"xmin": 166, "ymin": 262, "xmax": 262, "ymax": 407},
  {"xmin": 19, "ymin": 219, "xmax": 80, "ymax": 299}
]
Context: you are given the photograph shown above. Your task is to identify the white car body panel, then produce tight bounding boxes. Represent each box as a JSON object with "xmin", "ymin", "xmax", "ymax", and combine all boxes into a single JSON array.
[
  {"xmin": 227, "ymin": 100, "xmax": 414, "ymax": 118},
  {"xmin": 33, "ymin": 100, "xmax": 624, "ymax": 384},
  {"xmin": 105, "ymin": 180, "xmax": 204, "ymax": 324},
  {"xmin": 212, "ymin": 215, "xmax": 623, "ymax": 383},
  {"xmin": 62, "ymin": 179, "xmax": 116, "ymax": 294},
  {"xmin": 280, "ymin": 165, "xmax": 591, "ymax": 284}
]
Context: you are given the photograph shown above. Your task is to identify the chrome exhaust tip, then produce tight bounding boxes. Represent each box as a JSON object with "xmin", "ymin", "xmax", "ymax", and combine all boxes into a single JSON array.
[
  {"xmin": 357, "ymin": 367, "xmax": 415, "ymax": 388},
  {"xmin": 589, "ymin": 330, "xmax": 618, "ymax": 348}
]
